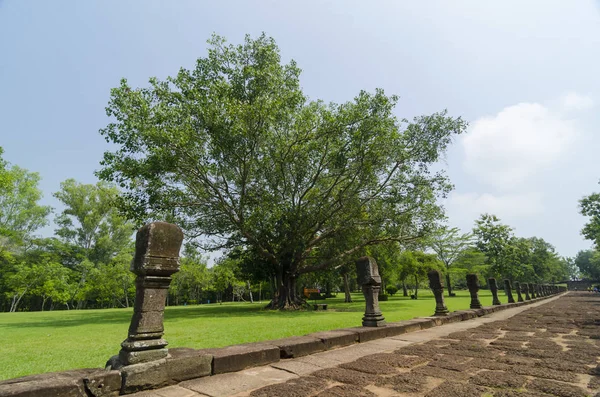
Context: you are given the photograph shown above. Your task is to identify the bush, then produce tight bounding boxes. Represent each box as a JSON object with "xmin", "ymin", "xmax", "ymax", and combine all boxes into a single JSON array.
[
  {"xmin": 386, "ymin": 286, "xmax": 398, "ymax": 296},
  {"xmin": 378, "ymin": 294, "xmax": 389, "ymax": 301}
]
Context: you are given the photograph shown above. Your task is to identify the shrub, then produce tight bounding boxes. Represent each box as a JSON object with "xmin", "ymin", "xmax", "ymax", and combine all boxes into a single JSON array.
[{"xmin": 386, "ymin": 286, "xmax": 398, "ymax": 296}]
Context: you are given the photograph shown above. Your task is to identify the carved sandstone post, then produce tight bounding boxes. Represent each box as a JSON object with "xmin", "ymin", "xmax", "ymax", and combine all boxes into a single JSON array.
[
  {"xmin": 466, "ymin": 273, "xmax": 482, "ymax": 309},
  {"xmin": 503, "ymin": 279, "xmax": 515, "ymax": 303},
  {"xmin": 115, "ymin": 222, "xmax": 184, "ymax": 367},
  {"xmin": 514, "ymin": 281, "xmax": 524, "ymax": 302},
  {"xmin": 428, "ymin": 270, "xmax": 449, "ymax": 316},
  {"xmin": 356, "ymin": 256, "xmax": 386, "ymax": 327},
  {"xmin": 523, "ymin": 283, "xmax": 531, "ymax": 300},
  {"xmin": 531, "ymin": 283, "xmax": 537, "ymax": 298},
  {"xmin": 489, "ymin": 278, "xmax": 501, "ymax": 305}
]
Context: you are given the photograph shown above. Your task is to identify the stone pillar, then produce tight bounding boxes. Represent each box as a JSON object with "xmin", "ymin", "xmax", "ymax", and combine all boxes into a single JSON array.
[
  {"xmin": 356, "ymin": 256, "xmax": 385, "ymax": 327},
  {"xmin": 530, "ymin": 283, "xmax": 537, "ymax": 298},
  {"xmin": 489, "ymin": 278, "xmax": 501, "ymax": 305},
  {"xmin": 112, "ymin": 222, "xmax": 184, "ymax": 367},
  {"xmin": 428, "ymin": 270, "xmax": 449, "ymax": 316},
  {"xmin": 523, "ymin": 283, "xmax": 531, "ymax": 300},
  {"xmin": 466, "ymin": 273, "xmax": 482, "ymax": 309},
  {"xmin": 504, "ymin": 279, "xmax": 515, "ymax": 303},
  {"xmin": 514, "ymin": 281, "xmax": 524, "ymax": 302}
]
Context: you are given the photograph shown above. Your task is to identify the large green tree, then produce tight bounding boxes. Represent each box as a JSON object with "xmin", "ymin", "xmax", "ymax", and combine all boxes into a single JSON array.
[
  {"xmin": 53, "ymin": 179, "xmax": 135, "ymax": 308},
  {"xmin": 98, "ymin": 34, "xmax": 467, "ymax": 309},
  {"xmin": 427, "ymin": 226, "xmax": 473, "ymax": 296},
  {"xmin": 0, "ymin": 151, "xmax": 51, "ymax": 249},
  {"xmin": 580, "ymin": 185, "xmax": 600, "ymax": 249}
]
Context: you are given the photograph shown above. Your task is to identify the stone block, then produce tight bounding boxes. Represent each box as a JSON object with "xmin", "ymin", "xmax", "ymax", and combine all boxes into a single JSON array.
[
  {"xmin": 410, "ymin": 318, "xmax": 436, "ymax": 329},
  {"xmin": 273, "ymin": 336, "xmax": 326, "ymax": 358},
  {"xmin": 165, "ymin": 348, "xmax": 212, "ymax": 382},
  {"xmin": 384, "ymin": 320, "xmax": 425, "ymax": 336},
  {"xmin": 308, "ymin": 330, "xmax": 358, "ymax": 350},
  {"xmin": 454, "ymin": 310, "xmax": 477, "ymax": 321},
  {"xmin": 0, "ymin": 369, "xmax": 95, "ymax": 397},
  {"xmin": 341, "ymin": 326, "xmax": 388, "ymax": 342},
  {"xmin": 201, "ymin": 343, "xmax": 280, "ymax": 375},
  {"xmin": 83, "ymin": 370, "xmax": 121, "ymax": 397},
  {"xmin": 136, "ymin": 288, "xmax": 169, "ymax": 312},
  {"xmin": 120, "ymin": 359, "xmax": 170, "ymax": 394},
  {"xmin": 470, "ymin": 308, "xmax": 486, "ymax": 317}
]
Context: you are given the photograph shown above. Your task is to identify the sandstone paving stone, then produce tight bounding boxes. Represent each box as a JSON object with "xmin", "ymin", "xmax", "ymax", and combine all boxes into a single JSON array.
[
  {"xmin": 339, "ymin": 358, "xmax": 398, "ymax": 375},
  {"xmin": 423, "ymin": 381, "xmax": 489, "ymax": 397},
  {"xmin": 492, "ymin": 390, "xmax": 555, "ymax": 397},
  {"xmin": 360, "ymin": 352, "xmax": 429, "ymax": 368},
  {"xmin": 248, "ymin": 376, "xmax": 329, "ymax": 397},
  {"xmin": 467, "ymin": 357, "xmax": 511, "ymax": 371},
  {"xmin": 534, "ymin": 358, "xmax": 589, "ymax": 374},
  {"xmin": 374, "ymin": 372, "xmax": 430, "ymax": 393},
  {"xmin": 527, "ymin": 378, "xmax": 589, "ymax": 397},
  {"xmin": 509, "ymin": 365, "xmax": 579, "ymax": 383},
  {"xmin": 314, "ymin": 384, "xmax": 376, "ymax": 397},
  {"xmin": 469, "ymin": 370, "xmax": 528, "ymax": 388},
  {"xmin": 312, "ymin": 368, "xmax": 378, "ymax": 386},
  {"xmin": 412, "ymin": 364, "xmax": 472, "ymax": 381}
]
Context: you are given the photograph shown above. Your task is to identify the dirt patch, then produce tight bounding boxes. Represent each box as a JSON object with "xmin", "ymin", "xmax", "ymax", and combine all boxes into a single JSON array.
[
  {"xmin": 509, "ymin": 365, "xmax": 578, "ymax": 383},
  {"xmin": 423, "ymin": 381, "xmax": 488, "ymax": 397},
  {"xmin": 312, "ymin": 368, "xmax": 378, "ymax": 386},
  {"xmin": 249, "ymin": 376, "xmax": 330, "ymax": 397},
  {"xmin": 374, "ymin": 372, "xmax": 429, "ymax": 393},
  {"xmin": 469, "ymin": 370, "xmax": 528, "ymax": 388},
  {"xmin": 412, "ymin": 364, "xmax": 472, "ymax": 381},
  {"xmin": 339, "ymin": 359, "xmax": 398, "ymax": 375},
  {"xmin": 527, "ymin": 378, "xmax": 588, "ymax": 397},
  {"xmin": 360, "ymin": 353, "xmax": 429, "ymax": 368},
  {"xmin": 315, "ymin": 384, "xmax": 376, "ymax": 397}
]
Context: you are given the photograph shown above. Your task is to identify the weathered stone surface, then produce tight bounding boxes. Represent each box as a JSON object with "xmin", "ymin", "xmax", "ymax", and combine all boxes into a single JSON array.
[
  {"xmin": 273, "ymin": 336, "xmax": 326, "ymax": 358},
  {"xmin": 83, "ymin": 370, "xmax": 122, "ymax": 397},
  {"xmin": 489, "ymin": 278, "xmax": 501, "ymax": 305},
  {"xmin": 202, "ymin": 343, "xmax": 280, "ymax": 374},
  {"xmin": 308, "ymin": 330, "xmax": 358, "ymax": 350},
  {"xmin": 504, "ymin": 279, "xmax": 515, "ymax": 303},
  {"xmin": 341, "ymin": 326, "xmax": 388, "ymax": 342},
  {"xmin": 165, "ymin": 348, "xmax": 212, "ymax": 382},
  {"xmin": 0, "ymin": 369, "xmax": 95, "ymax": 397},
  {"xmin": 120, "ymin": 359, "xmax": 170, "ymax": 394},
  {"xmin": 113, "ymin": 222, "xmax": 184, "ymax": 368},
  {"xmin": 466, "ymin": 273, "xmax": 483, "ymax": 309},
  {"xmin": 428, "ymin": 269, "xmax": 449, "ymax": 316},
  {"xmin": 355, "ymin": 256, "xmax": 385, "ymax": 327},
  {"xmin": 384, "ymin": 320, "xmax": 426, "ymax": 336}
]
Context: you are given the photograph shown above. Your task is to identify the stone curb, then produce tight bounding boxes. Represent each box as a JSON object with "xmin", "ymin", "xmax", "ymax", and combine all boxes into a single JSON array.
[{"xmin": 0, "ymin": 292, "xmax": 565, "ymax": 396}]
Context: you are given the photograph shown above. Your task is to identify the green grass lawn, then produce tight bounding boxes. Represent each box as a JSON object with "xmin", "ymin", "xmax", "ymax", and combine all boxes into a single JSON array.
[{"xmin": 0, "ymin": 289, "xmax": 494, "ymax": 380}]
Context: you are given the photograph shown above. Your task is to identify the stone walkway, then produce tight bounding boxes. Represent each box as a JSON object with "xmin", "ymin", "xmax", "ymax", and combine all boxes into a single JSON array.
[{"xmin": 133, "ymin": 292, "xmax": 600, "ymax": 397}]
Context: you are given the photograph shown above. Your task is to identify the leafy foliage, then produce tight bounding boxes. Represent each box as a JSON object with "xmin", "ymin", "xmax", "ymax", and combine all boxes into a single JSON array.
[{"xmin": 97, "ymin": 33, "xmax": 467, "ymax": 308}]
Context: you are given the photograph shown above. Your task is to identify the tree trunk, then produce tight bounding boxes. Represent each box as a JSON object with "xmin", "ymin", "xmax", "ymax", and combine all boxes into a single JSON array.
[
  {"xmin": 402, "ymin": 280, "xmax": 408, "ymax": 297},
  {"xmin": 268, "ymin": 270, "xmax": 304, "ymax": 310},
  {"xmin": 247, "ymin": 281, "xmax": 254, "ymax": 303},
  {"xmin": 414, "ymin": 275, "xmax": 419, "ymax": 299},
  {"xmin": 343, "ymin": 273, "xmax": 352, "ymax": 303},
  {"xmin": 445, "ymin": 273, "xmax": 453, "ymax": 296}
]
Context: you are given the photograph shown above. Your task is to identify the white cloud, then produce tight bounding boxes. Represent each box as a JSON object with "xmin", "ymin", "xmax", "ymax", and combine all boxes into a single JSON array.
[
  {"xmin": 462, "ymin": 101, "xmax": 580, "ymax": 191},
  {"xmin": 561, "ymin": 92, "xmax": 594, "ymax": 111},
  {"xmin": 447, "ymin": 191, "xmax": 544, "ymax": 221}
]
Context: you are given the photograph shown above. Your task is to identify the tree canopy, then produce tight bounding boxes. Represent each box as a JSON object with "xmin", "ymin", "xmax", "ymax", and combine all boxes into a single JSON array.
[{"xmin": 98, "ymin": 33, "xmax": 467, "ymax": 308}]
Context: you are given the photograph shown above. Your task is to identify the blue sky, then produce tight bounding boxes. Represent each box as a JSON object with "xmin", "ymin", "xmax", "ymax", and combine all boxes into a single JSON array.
[{"xmin": 1, "ymin": 1, "xmax": 599, "ymax": 258}]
